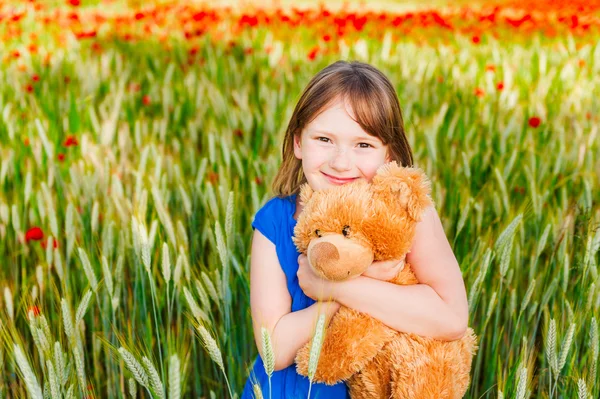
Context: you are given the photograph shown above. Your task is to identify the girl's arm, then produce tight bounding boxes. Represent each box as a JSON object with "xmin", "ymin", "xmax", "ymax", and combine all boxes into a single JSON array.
[
  {"xmin": 250, "ymin": 229, "xmax": 340, "ymax": 371},
  {"xmin": 297, "ymin": 205, "xmax": 468, "ymax": 341},
  {"xmin": 334, "ymin": 205, "xmax": 468, "ymax": 341}
]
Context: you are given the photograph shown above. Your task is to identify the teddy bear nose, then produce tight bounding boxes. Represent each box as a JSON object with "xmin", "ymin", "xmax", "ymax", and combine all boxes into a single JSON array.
[
  {"xmin": 310, "ymin": 242, "xmax": 339, "ymax": 272},
  {"xmin": 312, "ymin": 242, "xmax": 340, "ymax": 261}
]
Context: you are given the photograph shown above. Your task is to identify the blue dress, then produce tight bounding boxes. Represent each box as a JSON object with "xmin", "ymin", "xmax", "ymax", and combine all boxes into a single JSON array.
[{"xmin": 241, "ymin": 193, "xmax": 350, "ymax": 399}]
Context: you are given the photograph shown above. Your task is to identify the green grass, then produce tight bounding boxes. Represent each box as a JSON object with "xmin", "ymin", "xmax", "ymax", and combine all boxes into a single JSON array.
[{"xmin": 0, "ymin": 4, "xmax": 599, "ymax": 399}]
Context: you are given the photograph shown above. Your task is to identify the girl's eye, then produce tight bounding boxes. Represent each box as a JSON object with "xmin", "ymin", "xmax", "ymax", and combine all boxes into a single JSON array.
[{"xmin": 316, "ymin": 137, "xmax": 372, "ymax": 148}]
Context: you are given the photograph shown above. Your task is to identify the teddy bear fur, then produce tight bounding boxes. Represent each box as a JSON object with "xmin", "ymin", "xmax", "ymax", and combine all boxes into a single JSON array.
[{"xmin": 292, "ymin": 161, "xmax": 478, "ymax": 399}]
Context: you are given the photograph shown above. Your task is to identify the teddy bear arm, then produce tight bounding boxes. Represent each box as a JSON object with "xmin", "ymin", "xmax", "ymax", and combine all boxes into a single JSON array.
[{"xmin": 295, "ymin": 305, "xmax": 397, "ymax": 384}]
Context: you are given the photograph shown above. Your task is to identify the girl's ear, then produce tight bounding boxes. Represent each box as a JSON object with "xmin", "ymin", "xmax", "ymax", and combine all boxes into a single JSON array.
[
  {"xmin": 299, "ymin": 183, "xmax": 314, "ymax": 206},
  {"xmin": 293, "ymin": 133, "xmax": 302, "ymax": 160},
  {"xmin": 370, "ymin": 161, "xmax": 434, "ymax": 221}
]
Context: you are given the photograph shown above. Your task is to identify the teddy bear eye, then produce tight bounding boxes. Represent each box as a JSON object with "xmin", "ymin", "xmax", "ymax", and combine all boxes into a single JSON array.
[
  {"xmin": 315, "ymin": 229, "xmax": 322, "ymax": 237},
  {"xmin": 342, "ymin": 225, "xmax": 350, "ymax": 237}
]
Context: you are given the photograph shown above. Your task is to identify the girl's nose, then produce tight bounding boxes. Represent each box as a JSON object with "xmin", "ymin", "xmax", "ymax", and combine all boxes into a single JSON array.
[{"xmin": 329, "ymin": 148, "xmax": 352, "ymax": 171}]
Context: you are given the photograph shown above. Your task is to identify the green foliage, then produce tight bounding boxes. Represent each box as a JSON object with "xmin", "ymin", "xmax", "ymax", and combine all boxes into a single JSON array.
[{"xmin": 0, "ymin": 4, "xmax": 599, "ymax": 398}]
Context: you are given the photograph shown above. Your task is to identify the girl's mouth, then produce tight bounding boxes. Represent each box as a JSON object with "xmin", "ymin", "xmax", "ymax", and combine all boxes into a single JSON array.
[{"xmin": 322, "ymin": 172, "xmax": 358, "ymax": 184}]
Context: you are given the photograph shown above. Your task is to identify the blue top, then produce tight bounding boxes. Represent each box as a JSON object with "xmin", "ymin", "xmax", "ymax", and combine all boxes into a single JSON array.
[{"xmin": 241, "ymin": 193, "xmax": 350, "ymax": 399}]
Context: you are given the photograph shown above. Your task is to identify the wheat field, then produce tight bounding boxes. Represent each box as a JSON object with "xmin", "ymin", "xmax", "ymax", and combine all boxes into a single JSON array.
[{"xmin": 0, "ymin": 0, "xmax": 599, "ymax": 398}]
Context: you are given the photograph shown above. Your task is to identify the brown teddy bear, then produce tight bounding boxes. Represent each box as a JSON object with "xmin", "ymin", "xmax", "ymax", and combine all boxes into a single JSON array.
[{"xmin": 292, "ymin": 161, "xmax": 478, "ymax": 399}]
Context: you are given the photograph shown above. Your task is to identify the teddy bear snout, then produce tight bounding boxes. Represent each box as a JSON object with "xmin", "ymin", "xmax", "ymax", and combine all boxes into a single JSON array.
[{"xmin": 307, "ymin": 235, "xmax": 374, "ymax": 282}]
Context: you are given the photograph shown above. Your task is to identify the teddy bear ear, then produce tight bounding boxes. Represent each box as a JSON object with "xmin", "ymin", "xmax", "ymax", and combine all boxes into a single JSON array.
[
  {"xmin": 371, "ymin": 161, "xmax": 434, "ymax": 221},
  {"xmin": 299, "ymin": 183, "xmax": 314, "ymax": 206}
]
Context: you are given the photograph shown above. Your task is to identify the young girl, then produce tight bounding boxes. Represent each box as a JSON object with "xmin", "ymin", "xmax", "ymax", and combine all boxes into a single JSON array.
[{"xmin": 241, "ymin": 60, "xmax": 469, "ymax": 399}]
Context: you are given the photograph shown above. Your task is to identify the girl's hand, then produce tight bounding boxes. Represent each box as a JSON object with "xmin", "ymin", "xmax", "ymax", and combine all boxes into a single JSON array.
[
  {"xmin": 297, "ymin": 254, "xmax": 338, "ymax": 301},
  {"xmin": 361, "ymin": 257, "xmax": 406, "ymax": 281}
]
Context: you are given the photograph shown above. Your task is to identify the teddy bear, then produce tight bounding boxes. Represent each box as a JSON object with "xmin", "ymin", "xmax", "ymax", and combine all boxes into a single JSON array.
[{"xmin": 292, "ymin": 161, "xmax": 478, "ymax": 399}]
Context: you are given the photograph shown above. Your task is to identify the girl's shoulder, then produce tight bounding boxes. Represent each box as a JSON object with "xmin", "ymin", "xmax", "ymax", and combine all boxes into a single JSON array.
[
  {"xmin": 256, "ymin": 193, "xmax": 297, "ymax": 216},
  {"xmin": 252, "ymin": 193, "xmax": 297, "ymax": 245}
]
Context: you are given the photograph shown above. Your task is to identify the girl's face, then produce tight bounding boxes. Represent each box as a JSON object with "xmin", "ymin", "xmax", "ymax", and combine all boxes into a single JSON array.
[{"xmin": 293, "ymin": 98, "xmax": 391, "ymax": 192}]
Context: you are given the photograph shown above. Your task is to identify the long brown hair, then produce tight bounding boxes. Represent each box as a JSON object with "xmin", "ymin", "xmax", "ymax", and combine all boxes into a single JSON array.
[{"xmin": 272, "ymin": 60, "xmax": 413, "ymax": 198}]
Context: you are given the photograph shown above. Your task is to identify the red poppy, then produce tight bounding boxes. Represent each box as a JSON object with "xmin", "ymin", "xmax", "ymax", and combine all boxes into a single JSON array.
[
  {"xmin": 142, "ymin": 95, "xmax": 151, "ymax": 106},
  {"xmin": 32, "ymin": 74, "xmax": 40, "ymax": 82},
  {"xmin": 240, "ymin": 15, "xmax": 259, "ymax": 27},
  {"xmin": 68, "ymin": 0, "xmax": 80, "ymax": 6},
  {"xmin": 24, "ymin": 137, "xmax": 30, "ymax": 146},
  {"xmin": 474, "ymin": 87, "xmax": 485, "ymax": 97},
  {"xmin": 352, "ymin": 15, "xmax": 367, "ymax": 31},
  {"xmin": 307, "ymin": 46, "xmax": 319, "ymax": 61},
  {"xmin": 25, "ymin": 84, "xmax": 34, "ymax": 93},
  {"xmin": 485, "ymin": 64, "xmax": 496, "ymax": 72},
  {"xmin": 25, "ymin": 227, "xmax": 44, "ymax": 242},
  {"xmin": 471, "ymin": 35, "xmax": 481, "ymax": 44},
  {"xmin": 13, "ymin": 50, "xmax": 20, "ymax": 58},
  {"xmin": 255, "ymin": 176, "xmax": 263, "ymax": 185},
  {"xmin": 64, "ymin": 135, "xmax": 79, "ymax": 147},
  {"xmin": 233, "ymin": 129, "xmax": 243, "ymax": 137},
  {"xmin": 322, "ymin": 34, "xmax": 331, "ymax": 42},
  {"xmin": 28, "ymin": 305, "xmax": 41, "ymax": 317},
  {"xmin": 528, "ymin": 116, "xmax": 541, "ymax": 128},
  {"xmin": 192, "ymin": 11, "xmax": 207, "ymax": 22},
  {"xmin": 496, "ymin": 82, "xmax": 504, "ymax": 91},
  {"xmin": 58, "ymin": 153, "xmax": 66, "ymax": 162}
]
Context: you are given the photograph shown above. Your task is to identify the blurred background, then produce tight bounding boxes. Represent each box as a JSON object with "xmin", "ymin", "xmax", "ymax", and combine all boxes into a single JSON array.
[{"xmin": 0, "ymin": 0, "xmax": 599, "ymax": 398}]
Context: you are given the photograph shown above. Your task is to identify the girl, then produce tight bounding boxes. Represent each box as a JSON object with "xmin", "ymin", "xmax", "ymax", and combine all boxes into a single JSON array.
[{"xmin": 241, "ymin": 60, "xmax": 469, "ymax": 398}]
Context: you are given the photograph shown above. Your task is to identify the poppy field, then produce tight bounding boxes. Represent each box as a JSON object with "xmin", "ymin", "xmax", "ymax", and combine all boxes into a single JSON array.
[{"xmin": 0, "ymin": 0, "xmax": 599, "ymax": 397}]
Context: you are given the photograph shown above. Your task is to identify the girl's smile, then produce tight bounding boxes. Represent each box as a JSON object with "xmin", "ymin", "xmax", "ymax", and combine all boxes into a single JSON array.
[{"xmin": 321, "ymin": 171, "xmax": 359, "ymax": 185}]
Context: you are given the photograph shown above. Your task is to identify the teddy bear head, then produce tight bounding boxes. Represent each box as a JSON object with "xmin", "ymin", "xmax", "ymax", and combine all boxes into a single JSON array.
[{"xmin": 292, "ymin": 161, "xmax": 433, "ymax": 282}]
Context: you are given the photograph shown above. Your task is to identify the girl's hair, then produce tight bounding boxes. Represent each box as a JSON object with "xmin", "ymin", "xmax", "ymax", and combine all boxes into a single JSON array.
[{"xmin": 272, "ymin": 60, "xmax": 413, "ymax": 198}]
